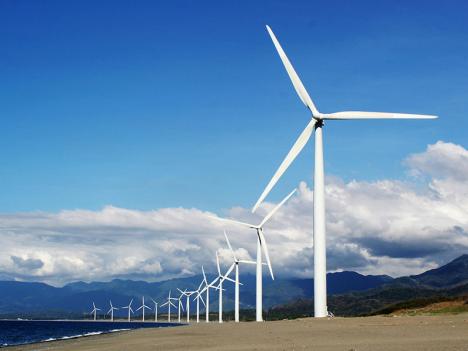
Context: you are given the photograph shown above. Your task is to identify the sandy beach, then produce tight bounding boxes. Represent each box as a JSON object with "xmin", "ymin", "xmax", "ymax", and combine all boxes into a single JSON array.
[{"xmin": 8, "ymin": 314, "xmax": 468, "ymax": 351}]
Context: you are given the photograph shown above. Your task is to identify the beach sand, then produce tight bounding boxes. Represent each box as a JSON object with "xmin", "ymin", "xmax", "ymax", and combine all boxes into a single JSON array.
[{"xmin": 9, "ymin": 314, "xmax": 468, "ymax": 351}]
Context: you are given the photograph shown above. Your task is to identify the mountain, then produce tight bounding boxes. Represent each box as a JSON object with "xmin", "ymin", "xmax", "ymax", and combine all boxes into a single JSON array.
[
  {"xmin": 0, "ymin": 271, "xmax": 391, "ymax": 318},
  {"xmin": 1, "ymin": 254, "xmax": 466, "ymax": 319},
  {"xmin": 269, "ymin": 254, "xmax": 468, "ymax": 318},
  {"xmin": 408, "ymin": 254, "xmax": 468, "ymax": 288}
]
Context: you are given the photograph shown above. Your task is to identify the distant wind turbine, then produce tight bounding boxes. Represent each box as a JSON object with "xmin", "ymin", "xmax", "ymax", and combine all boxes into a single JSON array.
[
  {"xmin": 223, "ymin": 230, "xmax": 257, "ymax": 322},
  {"xmin": 253, "ymin": 25, "xmax": 438, "ymax": 318},
  {"xmin": 176, "ymin": 290, "xmax": 185, "ymax": 323},
  {"xmin": 161, "ymin": 290, "xmax": 177, "ymax": 322},
  {"xmin": 106, "ymin": 300, "xmax": 119, "ymax": 322},
  {"xmin": 122, "ymin": 299, "xmax": 134, "ymax": 322},
  {"xmin": 192, "ymin": 281, "xmax": 206, "ymax": 323},
  {"xmin": 136, "ymin": 296, "xmax": 151, "ymax": 322},
  {"xmin": 151, "ymin": 298, "xmax": 159, "ymax": 322},
  {"xmin": 90, "ymin": 302, "xmax": 101, "ymax": 321},
  {"xmin": 215, "ymin": 250, "xmax": 238, "ymax": 323},
  {"xmin": 178, "ymin": 288, "xmax": 194, "ymax": 323},
  {"xmin": 212, "ymin": 188, "xmax": 296, "ymax": 321},
  {"xmin": 199, "ymin": 265, "xmax": 220, "ymax": 323}
]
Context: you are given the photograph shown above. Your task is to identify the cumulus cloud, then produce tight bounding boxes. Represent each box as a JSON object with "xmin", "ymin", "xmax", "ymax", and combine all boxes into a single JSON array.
[{"xmin": 0, "ymin": 141, "xmax": 467, "ymax": 285}]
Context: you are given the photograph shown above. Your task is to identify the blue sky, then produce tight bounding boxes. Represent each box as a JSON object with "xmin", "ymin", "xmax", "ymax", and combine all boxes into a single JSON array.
[{"xmin": 1, "ymin": 0, "xmax": 467, "ymax": 213}]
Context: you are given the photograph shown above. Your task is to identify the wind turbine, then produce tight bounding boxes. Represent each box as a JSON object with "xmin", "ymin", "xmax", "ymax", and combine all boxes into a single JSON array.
[
  {"xmin": 199, "ymin": 265, "xmax": 220, "ymax": 323},
  {"xmin": 178, "ymin": 288, "xmax": 194, "ymax": 323},
  {"xmin": 223, "ymin": 230, "xmax": 257, "ymax": 322},
  {"xmin": 176, "ymin": 290, "xmax": 185, "ymax": 323},
  {"xmin": 212, "ymin": 188, "xmax": 296, "ymax": 321},
  {"xmin": 252, "ymin": 25, "xmax": 438, "ymax": 318},
  {"xmin": 192, "ymin": 281, "xmax": 206, "ymax": 323},
  {"xmin": 136, "ymin": 296, "xmax": 151, "ymax": 322},
  {"xmin": 161, "ymin": 290, "xmax": 177, "ymax": 322},
  {"xmin": 106, "ymin": 300, "xmax": 119, "ymax": 322},
  {"xmin": 151, "ymin": 298, "xmax": 159, "ymax": 322},
  {"xmin": 90, "ymin": 302, "xmax": 100, "ymax": 321},
  {"xmin": 122, "ymin": 299, "xmax": 134, "ymax": 322},
  {"xmin": 215, "ymin": 251, "xmax": 238, "ymax": 323}
]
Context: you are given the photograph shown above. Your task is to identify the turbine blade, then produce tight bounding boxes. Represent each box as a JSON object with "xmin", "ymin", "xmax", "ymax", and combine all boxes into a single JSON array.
[
  {"xmin": 224, "ymin": 262, "xmax": 235, "ymax": 278},
  {"xmin": 197, "ymin": 280, "xmax": 204, "ymax": 291},
  {"xmin": 259, "ymin": 188, "xmax": 296, "ymax": 227},
  {"xmin": 266, "ymin": 25, "xmax": 319, "ymax": 116},
  {"xmin": 224, "ymin": 276, "xmax": 236, "ymax": 284},
  {"xmin": 223, "ymin": 230, "xmax": 238, "ymax": 262},
  {"xmin": 324, "ymin": 111, "xmax": 438, "ymax": 120},
  {"xmin": 216, "ymin": 251, "xmax": 221, "ymax": 275},
  {"xmin": 238, "ymin": 259, "xmax": 257, "ymax": 265},
  {"xmin": 258, "ymin": 228, "xmax": 274, "ymax": 280},
  {"xmin": 209, "ymin": 277, "xmax": 219, "ymax": 287},
  {"xmin": 209, "ymin": 215, "xmax": 254, "ymax": 229},
  {"xmin": 199, "ymin": 294, "xmax": 206, "ymax": 307},
  {"xmin": 202, "ymin": 266, "xmax": 207, "ymax": 283},
  {"xmin": 252, "ymin": 119, "xmax": 316, "ymax": 212}
]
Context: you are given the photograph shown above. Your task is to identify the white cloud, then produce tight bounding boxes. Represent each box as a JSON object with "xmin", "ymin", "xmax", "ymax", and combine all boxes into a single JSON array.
[{"xmin": 0, "ymin": 141, "xmax": 467, "ymax": 285}]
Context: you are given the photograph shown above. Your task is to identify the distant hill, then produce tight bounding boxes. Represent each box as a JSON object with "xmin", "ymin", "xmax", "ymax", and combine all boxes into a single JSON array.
[
  {"xmin": 0, "ymin": 270, "xmax": 391, "ymax": 318},
  {"xmin": 268, "ymin": 254, "xmax": 468, "ymax": 319},
  {"xmin": 2, "ymin": 254, "xmax": 466, "ymax": 319}
]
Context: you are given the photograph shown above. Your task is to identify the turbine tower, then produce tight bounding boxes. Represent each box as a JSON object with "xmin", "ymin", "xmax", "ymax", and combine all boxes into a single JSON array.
[
  {"xmin": 151, "ymin": 298, "xmax": 158, "ymax": 322},
  {"xmin": 212, "ymin": 188, "xmax": 296, "ymax": 321},
  {"xmin": 253, "ymin": 25, "xmax": 438, "ymax": 318},
  {"xmin": 136, "ymin": 296, "xmax": 151, "ymax": 322},
  {"xmin": 90, "ymin": 302, "xmax": 101, "ymax": 321},
  {"xmin": 106, "ymin": 300, "xmax": 119, "ymax": 322},
  {"xmin": 122, "ymin": 299, "xmax": 134, "ymax": 322}
]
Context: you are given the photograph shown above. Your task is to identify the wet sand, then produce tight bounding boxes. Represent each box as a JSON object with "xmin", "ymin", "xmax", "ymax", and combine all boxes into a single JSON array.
[{"xmin": 9, "ymin": 314, "xmax": 468, "ymax": 351}]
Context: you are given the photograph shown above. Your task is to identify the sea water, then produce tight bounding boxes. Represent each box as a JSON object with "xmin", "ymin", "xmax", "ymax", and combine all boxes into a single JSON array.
[{"xmin": 0, "ymin": 320, "xmax": 182, "ymax": 347}]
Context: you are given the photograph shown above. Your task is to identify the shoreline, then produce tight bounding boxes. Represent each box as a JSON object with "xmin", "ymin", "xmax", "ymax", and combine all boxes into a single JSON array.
[
  {"xmin": 0, "ymin": 320, "xmax": 184, "ymax": 348},
  {"xmin": 6, "ymin": 314, "xmax": 468, "ymax": 351}
]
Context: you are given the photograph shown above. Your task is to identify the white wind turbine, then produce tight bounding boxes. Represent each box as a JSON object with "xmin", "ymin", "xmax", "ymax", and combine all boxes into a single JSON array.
[
  {"xmin": 151, "ymin": 298, "xmax": 158, "ymax": 322},
  {"xmin": 136, "ymin": 296, "xmax": 151, "ymax": 322},
  {"xmin": 176, "ymin": 290, "xmax": 185, "ymax": 323},
  {"xmin": 161, "ymin": 290, "xmax": 178, "ymax": 322},
  {"xmin": 212, "ymin": 188, "xmax": 296, "ymax": 321},
  {"xmin": 223, "ymin": 230, "xmax": 257, "ymax": 322},
  {"xmin": 199, "ymin": 265, "xmax": 220, "ymax": 323},
  {"xmin": 90, "ymin": 302, "xmax": 101, "ymax": 321},
  {"xmin": 252, "ymin": 25, "xmax": 438, "ymax": 318},
  {"xmin": 192, "ymin": 281, "xmax": 206, "ymax": 323},
  {"xmin": 122, "ymin": 299, "xmax": 134, "ymax": 322},
  {"xmin": 178, "ymin": 288, "xmax": 194, "ymax": 323},
  {"xmin": 215, "ymin": 251, "xmax": 238, "ymax": 323},
  {"xmin": 106, "ymin": 300, "xmax": 119, "ymax": 322}
]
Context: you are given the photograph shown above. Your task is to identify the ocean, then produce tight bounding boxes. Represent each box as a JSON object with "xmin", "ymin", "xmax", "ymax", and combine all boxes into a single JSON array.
[{"xmin": 0, "ymin": 320, "xmax": 182, "ymax": 347}]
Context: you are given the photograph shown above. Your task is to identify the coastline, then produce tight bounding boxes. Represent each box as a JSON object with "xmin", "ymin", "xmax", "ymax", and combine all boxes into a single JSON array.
[
  {"xmin": 0, "ymin": 320, "xmax": 183, "ymax": 348},
  {"xmin": 6, "ymin": 314, "xmax": 468, "ymax": 351}
]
